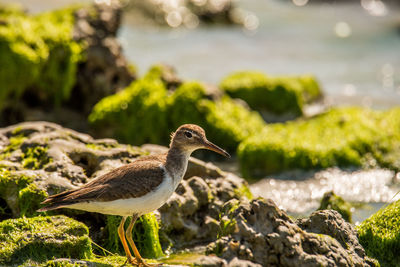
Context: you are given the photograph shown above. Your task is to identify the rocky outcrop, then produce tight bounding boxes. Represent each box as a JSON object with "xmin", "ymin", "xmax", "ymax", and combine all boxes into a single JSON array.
[
  {"xmin": 0, "ymin": 121, "xmax": 253, "ymax": 262},
  {"xmin": 0, "ymin": 1, "xmax": 135, "ymax": 130},
  {"xmin": 0, "ymin": 215, "xmax": 92, "ymax": 265},
  {"xmin": 127, "ymin": 0, "xmax": 254, "ymax": 28},
  {"xmin": 72, "ymin": 1, "xmax": 135, "ymax": 113},
  {"xmin": 206, "ymin": 198, "xmax": 376, "ymax": 267}
]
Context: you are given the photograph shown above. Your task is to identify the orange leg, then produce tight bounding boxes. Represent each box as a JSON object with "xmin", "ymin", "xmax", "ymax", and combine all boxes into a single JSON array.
[
  {"xmin": 126, "ymin": 214, "xmax": 159, "ymax": 267},
  {"xmin": 118, "ymin": 216, "xmax": 137, "ymax": 266}
]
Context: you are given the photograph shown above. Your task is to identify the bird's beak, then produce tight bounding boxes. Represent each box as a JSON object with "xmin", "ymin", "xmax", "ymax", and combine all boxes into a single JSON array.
[{"xmin": 203, "ymin": 140, "xmax": 230, "ymax": 158}]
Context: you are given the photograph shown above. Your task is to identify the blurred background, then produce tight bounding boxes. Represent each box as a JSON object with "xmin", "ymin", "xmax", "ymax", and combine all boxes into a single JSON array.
[{"xmin": 4, "ymin": 0, "xmax": 400, "ymax": 108}]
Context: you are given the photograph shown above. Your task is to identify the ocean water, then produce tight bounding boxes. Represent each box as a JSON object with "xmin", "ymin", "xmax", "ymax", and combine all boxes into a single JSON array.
[{"xmin": 120, "ymin": 0, "xmax": 400, "ymax": 108}]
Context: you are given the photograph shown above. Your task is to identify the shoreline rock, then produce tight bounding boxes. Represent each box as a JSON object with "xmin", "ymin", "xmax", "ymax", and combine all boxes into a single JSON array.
[{"xmin": 0, "ymin": 1, "xmax": 135, "ymax": 130}]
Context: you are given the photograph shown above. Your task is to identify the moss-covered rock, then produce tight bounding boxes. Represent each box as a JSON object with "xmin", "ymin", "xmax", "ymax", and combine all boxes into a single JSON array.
[
  {"xmin": 318, "ymin": 191, "xmax": 352, "ymax": 222},
  {"xmin": 0, "ymin": 122, "xmax": 165, "ymax": 260},
  {"xmin": 238, "ymin": 107, "xmax": 400, "ymax": 178},
  {"xmin": 89, "ymin": 68, "xmax": 169, "ymax": 145},
  {"xmin": 0, "ymin": 215, "xmax": 92, "ymax": 265},
  {"xmin": 90, "ymin": 66, "xmax": 265, "ymax": 152},
  {"xmin": 357, "ymin": 200, "xmax": 400, "ymax": 267},
  {"xmin": 0, "ymin": 169, "xmax": 47, "ymax": 218},
  {"xmin": 0, "ymin": 6, "xmax": 84, "ymax": 109},
  {"xmin": 220, "ymin": 71, "xmax": 322, "ymax": 116},
  {"xmin": 0, "ymin": 2, "xmax": 135, "ymax": 129}
]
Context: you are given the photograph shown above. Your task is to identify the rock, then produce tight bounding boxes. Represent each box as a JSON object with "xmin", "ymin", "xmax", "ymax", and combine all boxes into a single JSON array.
[
  {"xmin": 318, "ymin": 191, "xmax": 353, "ymax": 222},
  {"xmin": 0, "ymin": 121, "xmax": 254, "ymax": 258},
  {"xmin": 207, "ymin": 198, "xmax": 375, "ymax": 267},
  {"xmin": 238, "ymin": 106, "xmax": 400, "ymax": 178},
  {"xmin": 159, "ymin": 171, "xmax": 252, "ymax": 248},
  {"xmin": 89, "ymin": 65, "xmax": 265, "ymax": 152},
  {"xmin": 0, "ymin": 121, "xmax": 164, "ymax": 258},
  {"xmin": 72, "ymin": 0, "xmax": 135, "ymax": 114},
  {"xmin": 357, "ymin": 199, "xmax": 400, "ymax": 266},
  {"xmin": 297, "ymin": 210, "xmax": 366, "ymax": 261},
  {"xmin": 220, "ymin": 71, "xmax": 323, "ymax": 118},
  {"xmin": 0, "ymin": 215, "xmax": 92, "ymax": 265},
  {"xmin": 228, "ymin": 257, "xmax": 262, "ymax": 267},
  {"xmin": 194, "ymin": 255, "xmax": 228, "ymax": 267},
  {"xmin": 127, "ymin": 0, "xmax": 254, "ymax": 28},
  {"xmin": 0, "ymin": 2, "xmax": 135, "ymax": 130}
]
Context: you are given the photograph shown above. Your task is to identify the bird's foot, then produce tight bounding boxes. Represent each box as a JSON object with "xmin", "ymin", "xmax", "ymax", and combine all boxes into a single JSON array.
[
  {"xmin": 136, "ymin": 258, "xmax": 161, "ymax": 267},
  {"xmin": 123, "ymin": 256, "xmax": 138, "ymax": 266}
]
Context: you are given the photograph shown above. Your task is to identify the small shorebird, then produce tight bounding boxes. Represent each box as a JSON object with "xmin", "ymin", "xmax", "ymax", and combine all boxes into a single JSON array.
[{"xmin": 38, "ymin": 124, "xmax": 229, "ymax": 266}]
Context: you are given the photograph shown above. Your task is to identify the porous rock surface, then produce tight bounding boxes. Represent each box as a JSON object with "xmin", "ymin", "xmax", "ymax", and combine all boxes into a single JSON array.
[{"xmin": 207, "ymin": 198, "xmax": 376, "ymax": 267}]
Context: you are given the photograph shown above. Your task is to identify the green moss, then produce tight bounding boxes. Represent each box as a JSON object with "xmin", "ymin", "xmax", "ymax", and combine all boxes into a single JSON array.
[
  {"xmin": 357, "ymin": 200, "xmax": 400, "ymax": 267},
  {"xmin": 0, "ymin": 5, "xmax": 84, "ymax": 110},
  {"xmin": 318, "ymin": 191, "xmax": 352, "ymax": 222},
  {"xmin": 0, "ymin": 134, "xmax": 26, "ymax": 158},
  {"xmin": 238, "ymin": 107, "xmax": 400, "ymax": 178},
  {"xmin": 0, "ymin": 215, "xmax": 92, "ymax": 265},
  {"xmin": 90, "ymin": 69, "xmax": 266, "ymax": 152},
  {"xmin": 220, "ymin": 71, "xmax": 322, "ymax": 116},
  {"xmin": 22, "ymin": 145, "xmax": 51, "ymax": 170},
  {"xmin": 104, "ymin": 213, "xmax": 164, "ymax": 260},
  {"xmin": 19, "ymin": 183, "xmax": 48, "ymax": 217},
  {"xmin": 0, "ymin": 169, "xmax": 47, "ymax": 218},
  {"xmin": 200, "ymin": 96, "xmax": 265, "ymax": 152},
  {"xmin": 233, "ymin": 184, "xmax": 253, "ymax": 200},
  {"xmin": 89, "ymin": 73, "xmax": 169, "ymax": 145}
]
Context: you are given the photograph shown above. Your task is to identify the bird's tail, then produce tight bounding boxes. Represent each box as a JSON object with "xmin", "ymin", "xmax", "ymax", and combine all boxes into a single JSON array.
[{"xmin": 37, "ymin": 189, "xmax": 77, "ymax": 212}]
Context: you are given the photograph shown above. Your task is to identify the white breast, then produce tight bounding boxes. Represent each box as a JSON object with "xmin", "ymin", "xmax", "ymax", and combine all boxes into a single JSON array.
[{"xmin": 67, "ymin": 169, "xmax": 176, "ymax": 216}]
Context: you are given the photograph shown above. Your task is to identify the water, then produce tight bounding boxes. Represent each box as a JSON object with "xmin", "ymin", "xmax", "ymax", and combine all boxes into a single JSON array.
[
  {"xmin": 3, "ymin": 0, "xmax": 400, "ymax": 221},
  {"xmin": 250, "ymin": 168, "xmax": 400, "ymax": 223},
  {"xmin": 120, "ymin": 0, "xmax": 400, "ymax": 109}
]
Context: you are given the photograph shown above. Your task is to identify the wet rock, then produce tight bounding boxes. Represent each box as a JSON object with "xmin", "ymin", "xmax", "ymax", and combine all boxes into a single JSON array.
[{"xmin": 207, "ymin": 198, "xmax": 375, "ymax": 267}]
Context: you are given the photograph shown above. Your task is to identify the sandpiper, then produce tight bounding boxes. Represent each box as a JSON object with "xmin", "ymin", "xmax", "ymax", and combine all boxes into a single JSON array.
[{"xmin": 38, "ymin": 124, "xmax": 230, "ymax": 266}]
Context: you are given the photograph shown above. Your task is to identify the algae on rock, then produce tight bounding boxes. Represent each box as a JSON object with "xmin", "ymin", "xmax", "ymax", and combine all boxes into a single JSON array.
[
  {"xmin": 318, "ymin": 191, "xmax": 353, "ymax": 223},
  {"xmin": 357, "ymin": 200, "xmax": 400, "ymax": 267},
  {"xmin": 238, "ymin": 107, "xmax": 400, "ymax": 178},
  {"xmin": 89, "ymin": 66, "xmax": 266, "ymax": 152},
  {"xmin": 0, "ymin": 215, "xmax": 92, "ymax": 265},
  {"xmin": 0, "ymin": 6, "xmax": 84, "ymax": 110},
  {"xmin": 0, "ymin": 121, "xmax": 165, "ymax": 260},
  {"xmin": 220, "ymin": 71, "xmax": 322, "ymax": 117}
]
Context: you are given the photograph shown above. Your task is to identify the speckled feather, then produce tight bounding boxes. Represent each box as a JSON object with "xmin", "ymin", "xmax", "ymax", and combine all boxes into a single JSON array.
[{"xmin": 39, "ymin": 154, "xmax": 168, "ymax": 210}]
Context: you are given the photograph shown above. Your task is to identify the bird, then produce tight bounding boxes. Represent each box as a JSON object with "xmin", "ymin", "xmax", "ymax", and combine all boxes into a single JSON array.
[{"xmin": 38, "ymin": 124, "xmax": 230, "ymax": 266}]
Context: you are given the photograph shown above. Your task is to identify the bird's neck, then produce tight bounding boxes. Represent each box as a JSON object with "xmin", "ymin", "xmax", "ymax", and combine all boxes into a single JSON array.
[{"xmin": 165, "ymin": 145, "xmax": 191, "ymax": 187}]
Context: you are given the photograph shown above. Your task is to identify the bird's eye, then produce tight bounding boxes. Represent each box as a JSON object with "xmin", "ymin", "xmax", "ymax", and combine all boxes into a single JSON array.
[{"xmin": 184, "ymin": 131, "xmax": 192, "ymax": 138}]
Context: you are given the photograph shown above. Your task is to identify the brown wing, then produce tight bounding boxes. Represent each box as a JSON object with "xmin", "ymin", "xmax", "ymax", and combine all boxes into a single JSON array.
[{"xmin": 39, "ymin": 154, "xmax": 167, "ymax": 209}]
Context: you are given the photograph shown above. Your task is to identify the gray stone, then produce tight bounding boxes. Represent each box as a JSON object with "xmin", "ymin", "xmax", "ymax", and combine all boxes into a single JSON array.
[{"xmin": 206, "ymin": 198, "xmax": 376, "ymax": 267}]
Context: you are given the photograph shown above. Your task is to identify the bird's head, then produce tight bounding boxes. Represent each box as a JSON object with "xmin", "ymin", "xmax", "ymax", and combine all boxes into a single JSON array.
[{"xmin": 170, "ymin": 124, "xmax": 230, "ymax": 158}]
